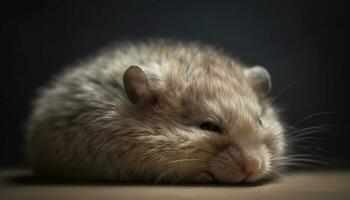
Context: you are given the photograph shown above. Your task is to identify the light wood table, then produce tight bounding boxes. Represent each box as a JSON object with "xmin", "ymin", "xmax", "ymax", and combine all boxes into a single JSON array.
[{"xmin": 1, "ymin": 169, "xmax": 349, "ymax": 200}]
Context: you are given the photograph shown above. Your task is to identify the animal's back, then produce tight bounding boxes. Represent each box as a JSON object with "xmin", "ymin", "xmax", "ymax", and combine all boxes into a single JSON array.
[{"xmin": 25, "ymin": 40, "xmax": 245, "ymax": 180}]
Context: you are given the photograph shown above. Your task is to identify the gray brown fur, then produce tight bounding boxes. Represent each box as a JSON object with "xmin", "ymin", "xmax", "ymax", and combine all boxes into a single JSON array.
[{"xmin": 26, "ymin": 40, "xmax": 285, "ymax": 183}]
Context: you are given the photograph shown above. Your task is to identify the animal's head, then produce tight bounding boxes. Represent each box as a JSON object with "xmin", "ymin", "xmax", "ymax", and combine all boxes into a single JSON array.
[{"xmin": 121, "ymin": 54, "xmax": 285, "ymax": 183}]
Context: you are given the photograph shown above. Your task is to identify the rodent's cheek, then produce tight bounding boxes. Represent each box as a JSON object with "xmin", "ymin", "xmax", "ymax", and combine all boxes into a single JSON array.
[
  {"xmin": 263, "ymin": 131, "xmax": 286, "ymax": 170},
  {"xmin": 261, "ymin": 139, "xmax": 286, "ymax": 180}
]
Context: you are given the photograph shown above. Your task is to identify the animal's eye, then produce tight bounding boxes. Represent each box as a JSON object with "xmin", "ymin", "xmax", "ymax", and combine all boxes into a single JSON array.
[
  {"xmin": 199, "ymin": 122, "xmax": 221, "ymax": 132},
  {"xmin": 258, "ymin": 118, "xmax": 264, "ymax": 127}
]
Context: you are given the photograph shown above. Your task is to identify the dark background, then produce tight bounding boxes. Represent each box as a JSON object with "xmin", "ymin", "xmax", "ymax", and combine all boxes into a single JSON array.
[{"xmin": 0, "ymin": 0, "xmax": 347, "ymax": 167}]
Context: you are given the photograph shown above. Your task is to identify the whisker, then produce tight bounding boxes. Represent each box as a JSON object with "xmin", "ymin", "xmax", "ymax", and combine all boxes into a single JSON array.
[
  {"xmin": 281, "ymin": 160, "xmax": 331, "ymax": 167},
  {"xmin": 269, "ymin": 81, "xmax": 297, "ymax": 103},
  {"xmin": 287, "ymin": 130, "xmax": 327, "ymax": 139},
  {"xmin": 167, "ymin": 158, "xmax": 203, "ymax": 164},
  {"xmin": 287, "ymin": 125, "xmax": 331, "ymax": 135},
  {"xmin": 279, "ymin": 159, "xmax": 329, "ymax": 166},
  {"xmin": 292, "ymin": 112, "xmax": 335, "ymax": 125},
  {"xmin": 286, "ymin": 136, "xmax": 327, "ymax": 144},
  {"xmin": 283, "ymin": 156, "xmax": 331, "ymax": 165},
  {"xmin": 288, "ymin": 148, "xmax": 330, "ymax": 156}
]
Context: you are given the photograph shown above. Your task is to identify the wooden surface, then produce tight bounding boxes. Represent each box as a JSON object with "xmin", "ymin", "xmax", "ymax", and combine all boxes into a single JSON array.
[{"xmin": 1, "ymin": 169, "xmax": 350, "ymax": 200}]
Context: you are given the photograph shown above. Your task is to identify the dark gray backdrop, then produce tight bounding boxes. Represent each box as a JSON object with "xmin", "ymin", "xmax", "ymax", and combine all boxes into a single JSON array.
[{"xmin": 0, "ymin": 0, "xmax": 347, "ymax": 167}]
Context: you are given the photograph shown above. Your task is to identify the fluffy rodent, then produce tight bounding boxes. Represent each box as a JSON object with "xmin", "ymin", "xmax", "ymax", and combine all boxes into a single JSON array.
[{"xmin": 26, "ymin": 40, "xmax": 286, "ymax": 183}]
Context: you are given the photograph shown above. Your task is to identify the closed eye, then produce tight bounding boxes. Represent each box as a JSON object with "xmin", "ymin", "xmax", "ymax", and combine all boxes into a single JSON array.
[{"xmin": 199, "ymin": 122, "xmax": 221, "ymax": 133}]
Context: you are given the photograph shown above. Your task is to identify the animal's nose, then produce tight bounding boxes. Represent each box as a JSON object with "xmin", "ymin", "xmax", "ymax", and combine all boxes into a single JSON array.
[{"xmin": 242, "ymin": 159, "xmax": 259, "ymax": 175}]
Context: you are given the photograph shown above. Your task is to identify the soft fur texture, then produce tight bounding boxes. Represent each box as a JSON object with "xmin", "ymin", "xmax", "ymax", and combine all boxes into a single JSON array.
[{"xmin": 26, "ymin": 40, "xmax": 285, "ymax": 183}]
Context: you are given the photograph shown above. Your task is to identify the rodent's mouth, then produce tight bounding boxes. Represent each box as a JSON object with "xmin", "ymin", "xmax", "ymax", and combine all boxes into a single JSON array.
[{"xmin": 208, "ymin": 159, "xmax": 265, "ymax": 183}]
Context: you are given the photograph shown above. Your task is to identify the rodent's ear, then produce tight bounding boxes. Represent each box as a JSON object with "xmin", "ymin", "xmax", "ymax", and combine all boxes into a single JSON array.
[
  {"xmin": 123, "ymin": 65, "xmax": 155, "ymax": 105},
  {"xmin": 244, "ymin": 65, "xmax": 271, "ymax": 98}
]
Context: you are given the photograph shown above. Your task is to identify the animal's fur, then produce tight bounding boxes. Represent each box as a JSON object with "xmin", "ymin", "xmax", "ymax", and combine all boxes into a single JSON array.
[{"xmin": 26, "ymin": 40, "xmax": 285, "ymax": 183}]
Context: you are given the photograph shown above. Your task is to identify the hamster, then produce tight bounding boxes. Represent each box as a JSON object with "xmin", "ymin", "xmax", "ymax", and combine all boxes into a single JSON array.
[{"xmin": 25, "ymin": 40, "xmax": 285, "ymax": 183}]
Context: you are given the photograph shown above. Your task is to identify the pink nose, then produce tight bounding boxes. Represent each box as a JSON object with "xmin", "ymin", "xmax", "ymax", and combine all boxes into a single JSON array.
[{"xmin": 242, "ymin": 160, "xmax": 259, "ymax": 175}]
